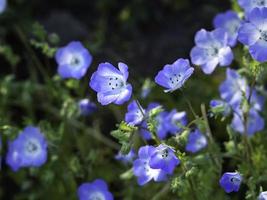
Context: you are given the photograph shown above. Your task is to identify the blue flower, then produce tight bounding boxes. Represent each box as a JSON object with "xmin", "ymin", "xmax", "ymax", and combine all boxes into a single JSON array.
[
  {"xmin": 219, "ymin": 172, "xmax": 242, "ymax": 193},
  {"xmin": 190, "ymin": 28, "xmax": 233, "ymax": 74},
  {"xmin": 115, "ymin": 148, "xmax": 136, "ymax": 164},
  {"xmin": 231, "ymin": 108, "xmax": 264, "ymax": 136},
  {"xmin": 125, "ymin": 100, "xmax": 145, "ymax": 126},
  {"xmin": 0, "ymin": 0, "xmax": 6, "ymax": 13},
  {"xmin": 210, "ymin": 99, "xmax": 231, "ymax": 116},
  {"xmin": 238, "ymin": 0, "xmax": 267, "ymax": 14},
  {"xmin": 213, "ymin": 10, "xmax": 242, "ymax": 47},
  {"xmin": 78, "ymin": 99, "xmax": 97, "ymax": 116},
  {"xmin": 6, "ymin": 126, "xmax": 47, "ymax": 172},
  {"xmin": 133, "ymin": 145, "xmax": 167, "ymax": 185},
  {"xmin": 56, "ymin": 41, "xmax": 92, "ymax": 79},
  {"xmin": 90, "ymin": 62, "xmax": 132, "ymax": 105},
  {"xmin": 77, "ymin": 179, "xmax": 113, "ymax": 200},
  {"xmin": 219, "ymin": 69, "xmax": 248, "ymax": 111},
  {"xmin": 185, "ymin": 129, "xmax": 208, "ymax": 153},
  {"xmin": 164, "ymin": 109, "xmax": 187, "ymax": 135},
  {"xmin": 155, "ymin": 58, "xmax": 194, "ymax": 92},
  {"xmin": 259, "ymin": 191, "xmax": 267, "ymax": 200},
  {"xmin": 238, "ymin": 8, "xmax": 267, "ymax": 62},
  {"xmin": 149, "ymin": 144, "xmax": 180, "ymax": 174}
]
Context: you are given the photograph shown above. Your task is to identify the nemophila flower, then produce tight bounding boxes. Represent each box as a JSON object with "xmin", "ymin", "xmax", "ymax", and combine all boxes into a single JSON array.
[
  {"xmin": 125, "ymin": 100, "xmax": 145, "ymax": 126},
  {"xmin": 210, "ymin": 99, "xmax": 231, "ymax": 116},
  {"xmin": 231, "ymin": 108, "xmax": 264, "ymax": 136},
  {"xmin": 133, "ymin": 145, "xmax": 167, "ymax": 185},
  {"xmin": 164, "ymin": 109, "xmax": 187, "ymax": 135},
  {"xmin": 238, "ymin": 0, "xmax": 267, "ymax": 14},
  {"xmin": 185, "ymin": 129, "xmax": 208, "ymax": 153},
  {"xmin": 6, "ymin": 126, "xmax": 47, "ymax": 171},
  {"xmin": 190, "ymin": 28, "xmax": 233, "ymax": 74},
  {"xmin": 77, "ymin": 179, "xmax": 113, "ymax": 200},
  {"xmin": 219, "ymin": 69, "xmax": 248, "ymax": 111},
  {"xmin": 78, "ymin": 99, "xmax": 97, "ymax": 116},
  {"xmin": 0, "ymin": 0, "xmax": 6, "ymax": 13},
  {"xmin": 219, "ymin": 172, "xmax": 242, "ymax": 193},
  {"xmin": 56, "ymin": 41, "xmax": 92, "ymax": 79},
  {"xmin": 155, "ymin": 58, "xmax": 194, "ymax": 92},
  {"xmin": 213, "ymin": 10, "xmax": 242, "ymax": 47},
  {"xmin": 90, "ymin": 62, "xmax": 132, "ymax": 105},
  {"xmin": 238, "ymin": 8, "xmax": 267, "ymax": 62},
  {"xmin": 149, "ymin": 144, "xmax": 180, "ymax": 174},
  {"xmin": 115, "ymin": 148, "xmax": 136, "ymax": 164},
  {"xmin": 259, "ymin": 191, "xmax": 267, "ymax": 200}
]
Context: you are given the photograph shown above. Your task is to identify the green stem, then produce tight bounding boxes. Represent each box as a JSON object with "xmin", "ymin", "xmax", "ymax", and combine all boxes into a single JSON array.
[{"xmin": 200, "ymin": 104, "xmax": 221, "ymax": 173}]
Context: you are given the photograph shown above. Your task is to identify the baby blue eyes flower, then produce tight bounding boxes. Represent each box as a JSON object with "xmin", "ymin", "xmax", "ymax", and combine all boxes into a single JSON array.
[
  {"xmin": 77, "ymin": 179, "xmax": 113, "ymax": 200},
  {"xmin": 149, "ymin": 144, "xmax": 180, "ymax": 174},
  {"xmin": 219, "ymin": 172, "xmax": 242, "ymax": 193},
  {"xmin": 90, "ymin": 62, "xmax": 132, "ymax": 105},
  {"xmin": 0, "ymin": 0, "xmax": 6, "ymax": 14},
  {"xmin": 155, "ymin": 58, "xmax": 194, "ymax": 92},
  {"xmin": 190, "ymin": 28, "xmax": 234, "ymax": 74},
  {"xmin": 259, "ymin": 191, "xmax": 267, "ymax": 200},
  {"xmin": 219, "ymin": 69, "xmax": 248, "ymax": 111},
  {"xmin": 186, "ymin": 129, "xmax": 208, "ymax": 153},
  {"xmin": 125, "ymin": 100, "xmax": 145, "ymax": 126},
  {"xmin": 115, "ymin": 149, "xmax": 136, "ymax": 164},
  {"xmin": 133, "ymin": 145, "xmax": 167, "ymax": 186},
  {"xmin": 238, "ymin": 0, "xmax": 267, "ymax": 14},
  {"xmin": 6, "ymin": 126, "xmax": 48, "ymax": 172},
  {"xmin": 238, "ymin": 7, "xmax": 267, "ymax": 62},
  {"xmin": 78, "ymin": 99, "xmax": 97, "ymax": 116},
  {"xmin": 56, "ymin": 41, "xmax": 92, "ymax": 79},
  {"xmin": 231, "ymin": 108, "xmax": 264, "ymax": 136},
  {"xmin": 213, "ymin": 10, "xmax": 242, "ymax": 47}
]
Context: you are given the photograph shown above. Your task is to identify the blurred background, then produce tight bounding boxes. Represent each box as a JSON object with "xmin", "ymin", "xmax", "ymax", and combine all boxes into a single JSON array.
[{"xmin": 0, "ymin": 0, "xmax": 239, "ymax": 199}]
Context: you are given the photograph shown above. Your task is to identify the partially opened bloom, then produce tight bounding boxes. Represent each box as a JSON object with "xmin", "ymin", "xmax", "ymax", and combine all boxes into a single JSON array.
[
  {"xmin": 149, "ymin": 144, "xmax": 180, "ymax": 174},
  {"xmin": 0, "ymin": 0, "xmax": 6, "ymax": 13},
  {"xmin": 115, "ymin": 149, "xmax": 136, "ymax": 164},
  {"xmin": 155, "ymin": 58, "xmax": 194, "ymax": 92},
  {"xmin": 238, "ymin": 0, "xmax": 267, "ymax": 14},
  {"xmin": 186, "ymin": 129, "xmax": 208, "ymax": 153},
  {"xmin": 231, "ymin": 108, "xmax": 264, "ymax": 136},
  {"xmin": 190, "ymin": 28, "xmax": 233, "ymax": 74},
  {"xmin": 219, "ymin": 69, "xmax": 248, "ymax": 111},
  {"xmin": 133, "ymin": 146, "xmax": 167, "ymax": 185},
  {"xmin": 6, "ymin": 126, "xmax": 47, "ymax": 171},
  {"xmin": 90, "ymin": 62, "xmax": 132, "ymax": 105},
  {"xmin": 213, "ymin": 10, "xmax": 242, "ymax": 47},
  {"xmin": 78, "ymin": 99, "xmax": 97, "ymax": 116},
  {"xmin": 219, "ymin": 172, "xmax": 242, "ymax": 193},
  {"xmin": 259, "ymin": 191, "xmax": 267, "ymax": 200},
  {"xmin": 77, "ymin": 179, "xmax": 113, "ymax": 200},
  {"xmin": 238, "ymin": 8, "xmax": 267, "ymax": 62},
  {"xmin": 56, "ymin": 41, "xmax": 92, "ymax": 79},
  {"xmin": 125, "ymin": 100, "xmax": 145, "ymax": 126}
]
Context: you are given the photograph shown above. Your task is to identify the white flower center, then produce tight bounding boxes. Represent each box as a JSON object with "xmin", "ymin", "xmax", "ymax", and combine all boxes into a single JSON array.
[
  {"xmin": 168, "ymin": 73, "xmax": 182, "ymax": 87},
  {"xmin": 108, "ymin": 76, "xmax": 125, "ymax": 90},
  {"xmin": 254, "ymin": 0, "xmax": 267, "ymax": 6},
  {"xmin": 25, "ymin": 139, "xmax": 40, "ymax": 156},
  {"xmin": 89, "ymin": 192, "xmax": 105, "ymax": 200}
]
